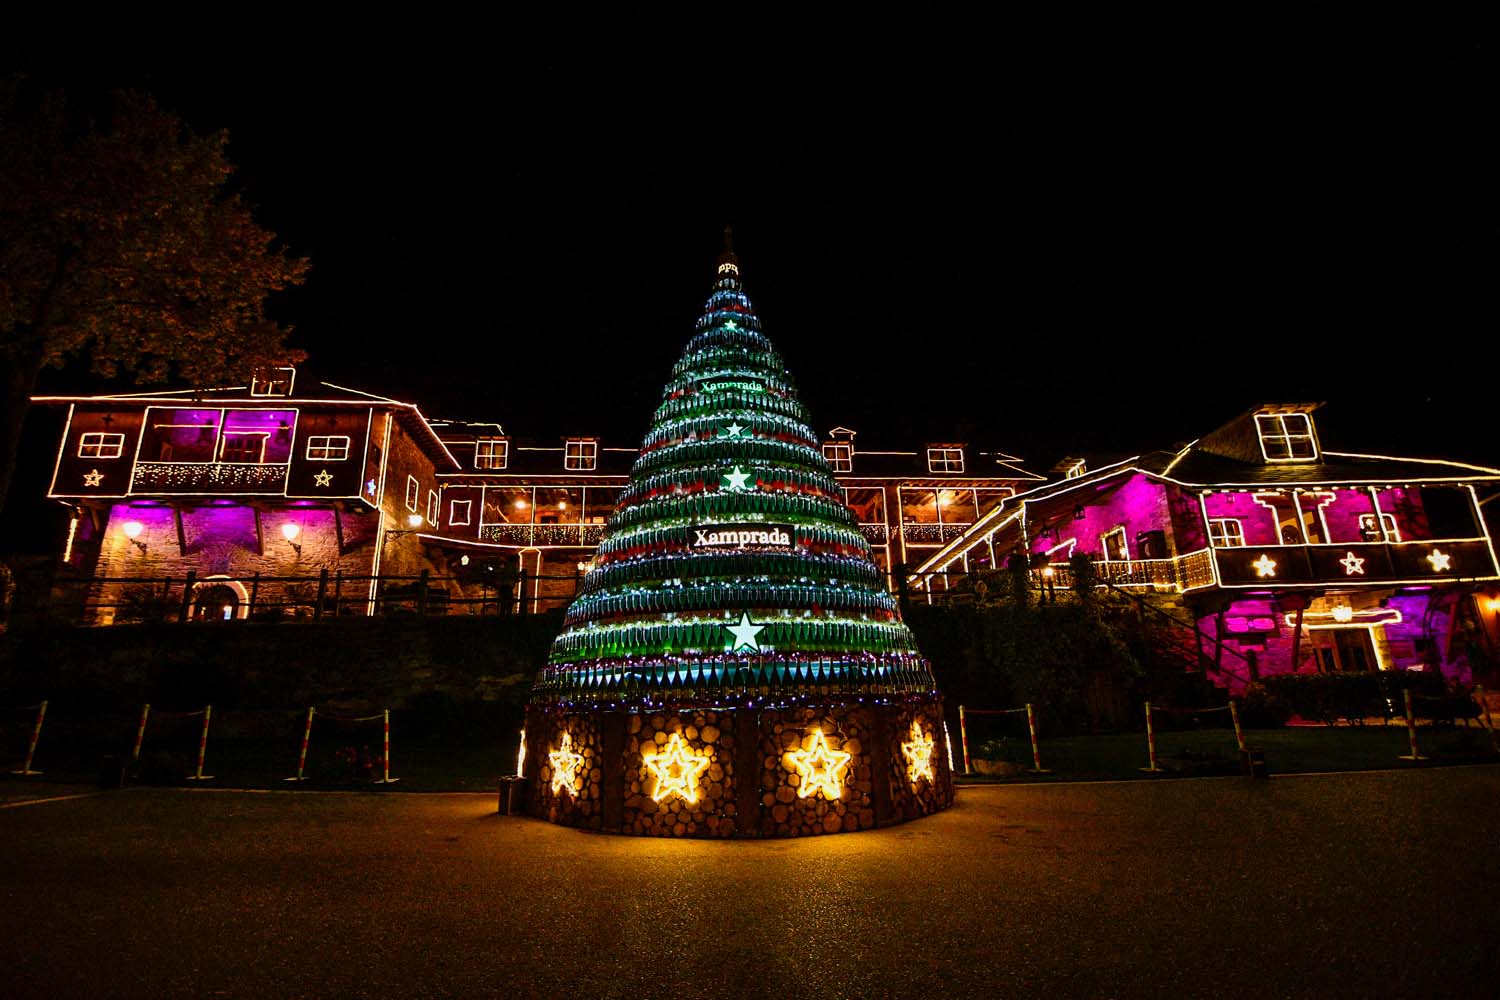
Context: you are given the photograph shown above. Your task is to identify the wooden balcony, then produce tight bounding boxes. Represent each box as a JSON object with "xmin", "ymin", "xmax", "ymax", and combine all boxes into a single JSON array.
[
  {"xmin": 1211, "ymin": 538, "xmax": 1499, "ymax": 588},
  {"xmin": 129, "ymin": 462, "xmax": 289, "ymax": 494},
  {"xmin": 479, "ymin": 523, "xmax": 606, "ymax": 547}
]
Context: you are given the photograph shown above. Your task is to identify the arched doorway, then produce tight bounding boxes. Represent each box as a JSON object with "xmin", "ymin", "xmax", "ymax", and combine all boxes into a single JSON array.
[{"xmin": 192, "ymin": 575, "xmax": 250, "ymax": 621}]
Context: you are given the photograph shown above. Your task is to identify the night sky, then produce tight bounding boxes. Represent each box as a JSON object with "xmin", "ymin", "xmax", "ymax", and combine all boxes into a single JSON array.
[{"xmin": 3, "ymin": 35, "xmax": 1492, "ymax": 547}]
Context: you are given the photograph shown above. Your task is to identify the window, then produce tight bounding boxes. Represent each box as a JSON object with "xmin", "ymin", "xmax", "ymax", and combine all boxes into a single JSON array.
[
  {"xmin": 306, "ymin": 435, "xmax": 350, "ymax": 461},
  {"xmin": 564, "ymin": 439, "xmax": 597, "ymax": 471},
  {"xmin": 449, "ymin": 499, "xmax": 472, "ymax": 526},
  {"xmin": 476, "ymin": 438, "xmax": 509, "ymax": 469},
  {"xmin": 219, "ymin": 432, "xmax": 266, "ymax": 463},
  {"xmin": 927, "ymin": 447, "xmax": 964, "ymax": 473},
  {"xmin": 1255, "ymin": 413, "xmax": 1318, "ymax": 461},
  {"xmin": 249, "ymin": 367, "xmax": 296, "ymax": 397},
  {"xmin": 427, "ymin": 490, "xmax": 439, "ymax": 527},
  {"xmin": 1358, "ymin": 513, "xmax": 1399, "ymax": 542},
  {"xmin": 1208, "ymin": 518, "xmax": 1246, "ymax": 547},
  {"xmin": 78, "ymin": 432, "xmax": 125, "ymax": 459},
  {"xmin": 405, "ymin": 475, "xmax": 419, "ymax": 512},
  {"xmin": 822, "ymin": 442, "xmax": 852, "ymax": 472},
  {"xmin": 1101, "ymin": 526, "xmax": 1129, "ymax": 561}
]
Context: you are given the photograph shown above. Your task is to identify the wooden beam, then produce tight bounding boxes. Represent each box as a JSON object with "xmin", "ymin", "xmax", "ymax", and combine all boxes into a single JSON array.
[
  {"xmin": 253, "ymin": 507, "xmax": 264, "ymax": 556},
  {"xmin": 173, "ymin": 507, "xmax": 187, "ymax": 557},
  {"xmin": 334, "ymin": 506, "xmax": 347, "ymax": 555}
]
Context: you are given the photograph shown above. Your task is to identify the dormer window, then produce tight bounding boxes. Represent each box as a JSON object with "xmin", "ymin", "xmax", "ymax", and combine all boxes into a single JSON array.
[
  {"xmin": 476, "ymin": 438, "xmax": 508, "ymax": 470},
  {"xmin": 249, "ymin": 367, "xmax": 296, "ymax": 398},
  {"xmin": 822, "ymin": 442, "xmax": 852, "ymax": 473},
  {"xmin": 927, "ymin": 446, "xmax": 964, "ymax": 473},
  {"xmin": 564, "ymin": 439, "xmax": 597, "ymax": 471},
  {"xmin": 1255, "ymin": 412, "xmax": 1318, "ymax": 462}
]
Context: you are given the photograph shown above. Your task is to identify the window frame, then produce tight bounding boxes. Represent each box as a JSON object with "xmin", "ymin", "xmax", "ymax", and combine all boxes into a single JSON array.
[
  {"xmin": 449, "ymin": 499, "xmax": 472, "ymax": 526},
  {"xmin": 1255, "ymin": 412, "xmax": 1319, "ymax": 462},
  {"xmin": 475, "ymin": 438, "xmax": 509, "ymax": 470},
  {"xmin": 1358, "ymin": 512, "xmax": 1400, "ymax": 543},
  {"xmin": 305, "ymin": 435, "xmax": 351, "ymax": 462},
  {"xmin": 427, "ymin": 490, "xmax": 439, "ymax": 528},
  {"xmin": 405, "ymin": 475, "xmax": 419, "ymax": 512},
  {"xmin": 822, "ymin": 442, "xmax": 852, "ymax": 473},
  {"xmin": 564, "ymin": 439, "xmax": 598, "ymax": 471},
  {"xmin": 1100, "ymin": 526, "xmax": 1129, "ymax": 561},
  {"xmin": 1208, "ymin": 517, "xmax": 1246, "ymax": 548},
  {"xmin": 926, "ymin": 447, "xmax": 965, "ymax": 473},
  {"xmin": 78, "ymin": 431, "xmax": 126, "ymax": 459}
]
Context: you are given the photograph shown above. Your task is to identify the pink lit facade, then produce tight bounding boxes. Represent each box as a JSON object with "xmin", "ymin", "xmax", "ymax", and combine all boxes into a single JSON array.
[{"xmin": 913, "ymin": 405, "xmax": 1500, "ymax": 688}]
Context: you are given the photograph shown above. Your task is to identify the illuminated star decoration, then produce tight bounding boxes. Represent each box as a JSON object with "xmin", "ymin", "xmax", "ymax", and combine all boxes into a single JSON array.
[
  {"xmin": 1427, "ymin": 548, "xmax": 1452, "ymax": 572},
  {"xmin": 723, "ymin": 421, "xmax": 746, "ymax": 439},
  {"xmin": 721, "ymin": 465, "xmax": 752, "ymax": 492},
  {"xmin": 547, "ymin": 733, "xmax": 585, "ymax": 797},
  {"xmin": 83, "ymin": 469, "xmax": 104, "ymax": 487},
  {"xmin": 313, "ymin": 469, "xmax": 334, "ymax": 487},
  {"xmin": 1340, "ymin": 551, "xmax": 1366, "ymax": 575},
  {"xmin": 788, "ymin": 728, "xmax": 852, "ymax": 800},
  {"xmin": 725, "ymin": 612, "xmax": 764, "ymax": 652},
  {"xmin": 1252, "ymin": 553, "xmax": 1277, "ymax": 578},
  {"xmin": 901, "ymin": 721, "xmax": 935, "ymax": 785},
  {"xmin": 724, "ymin": 319, "xmax": 737, "ymax": 331},
  {"xmin": 643, "ymin": 733, "xmax": 712, "ymax": 804}
]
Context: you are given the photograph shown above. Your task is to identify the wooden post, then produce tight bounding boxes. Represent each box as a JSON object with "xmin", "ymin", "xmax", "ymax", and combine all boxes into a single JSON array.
[
  {"xmin": 333, "ymin": 571, "xmax": 344, "ymax": 617},
  {"xmin": 1290, "ymin": 604, "xmax": 1307, "ymax": 673},
  {"xmin": 178, "ymin": 571, "xmax": 196, "ymax": 623},
  {"xmin": 418, "ymin": 568, "xmax": 430, "ymax": 615},
  {"xmin": 1398, "ymin": 689, "xmax": 1427, "ymax": 761},
  {"xmin": 516, "ymin": 568, "xmax": 528, "ymax": 616},
  {"xmin": 248, "ymin": 572, "xmax": 260, "ymax": 616},
  {"xmin": 314, "ymin": 568, "xmax": 329, "ymax": 620},
  {"xmin": 958, "ymin": 704, "xmax": 971, "ymax": 775}
]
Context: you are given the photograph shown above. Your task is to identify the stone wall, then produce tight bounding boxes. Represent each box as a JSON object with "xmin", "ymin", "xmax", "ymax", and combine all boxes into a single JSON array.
[{"xmin": 524, "ymin": 698, "xmax": 953, "ymax": 839}]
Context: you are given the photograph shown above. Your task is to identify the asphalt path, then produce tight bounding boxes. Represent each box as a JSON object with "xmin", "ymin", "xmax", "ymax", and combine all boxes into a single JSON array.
[{"xmin": 1, "ymin": 768, "xmax": 1497, "ymax": 998}]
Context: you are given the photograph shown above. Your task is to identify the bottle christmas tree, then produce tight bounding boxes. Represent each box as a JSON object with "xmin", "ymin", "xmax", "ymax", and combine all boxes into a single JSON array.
[{"xmin": 532, "ymin": 237, "xmax": 939, "ymax": 708}]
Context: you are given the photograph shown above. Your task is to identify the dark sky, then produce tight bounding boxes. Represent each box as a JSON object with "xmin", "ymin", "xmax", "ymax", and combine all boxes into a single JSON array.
[{"xmin": 3, "ymin": 32, "xmax": 1493, "ymax": 547}]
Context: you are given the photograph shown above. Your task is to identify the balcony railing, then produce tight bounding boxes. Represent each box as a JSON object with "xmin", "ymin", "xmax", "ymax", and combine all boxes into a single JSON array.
[
  {"xmin": 901, "ymin": 523, "xmax": 972, "ymax": 546},
  {"xmin": 909, "ymin": 548, "xmax": 1218, "ymax": 598},
  {"xmin": 858, "ymin": 523, "xmax": 889, "ymax": 544},
  {"xmin": 130, "ymin": 462, "xmax": 289, "ymax": 493},
  {"xmin": 478, "ymin": 523, "xmax": 606, "ymax": 547},
  {"xmin": 1210, "ymin": 538, "xmax": 1499, "ymax": 587}
]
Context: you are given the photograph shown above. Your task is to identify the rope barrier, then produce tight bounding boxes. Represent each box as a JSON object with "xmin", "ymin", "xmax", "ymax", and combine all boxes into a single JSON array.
[
  {"xmin": 1230, "ymin": 699, "xmax": 1247, "ymax": 753},
  {"xmin": 283, "ymin": 707, "xmax": 395, "ymax": 783},
  {"xmin": 314, "ymin": 713, "xmax": 387, "ymax": 723},
  {"xmin": 1025, "ymin": 703, "xmax": 1049, "ymax": 774},
  {"xmin": 285, "ymin": 708, "xmax": 315, "ymax": 782},
  {"xmin": 130, "ymin": 704, "xmax": 151, "ymax": 762},
  {"xmin": 10, "ymin": 700, "xmax": 47, "ymax": 776},
  {"xmin": 185, "ymin": 706, "xmax": 213, "ymax": 781}
]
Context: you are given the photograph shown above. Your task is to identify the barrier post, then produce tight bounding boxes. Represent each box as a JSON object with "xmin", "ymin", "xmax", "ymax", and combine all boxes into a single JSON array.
[
  {"xmin": 958, "ymin": 705, "xmax": 972, "ymax": 775},
  {"xmin": 12, "ymin": 700, "xmax": 47, "ymax": 775},
  {"xmin": 1229, "ymin": 699, "xmax": 1247, "ymax": 753},
  {"xmin": 131, "ymin": 704, "xmax": 151, "ymax": 762},
  {"xmin": 1477, "ymin": 685, "xmax": 1498, "ymax": 753},
  {"xmin": 1398, "ymin": 689, "xmax": 1426, "ymax": 761},
  {"xmin": 1139, "ymin": 700, "xmax": 1163, "ymax": 773},
  {"xmin": 1025, "ymin": 703, "xmax": 1049, "ymax": 773},
  {"xmin": 285, "ymin": 707, "xmax": 315, "ymax": 781},
  {"xmin": 186, "ymin": 706, "xmax": 213, "ymax": 781},
  {"xmin": 374, "ymin": 708, "xmax": 398, "ymax": 784}
]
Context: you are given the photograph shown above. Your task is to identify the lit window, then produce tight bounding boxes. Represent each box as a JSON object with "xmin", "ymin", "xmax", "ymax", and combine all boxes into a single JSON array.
[
  {"xmin": 78, "ymin": 432, "xmax": 125, "ymax": 459},
  {"xmin": 249, "ymin": 367, "xmax": 296, "ymax": 397},
  {"xmin": 405, "ymin": 475, "xmax": 419, "ymax": 512},
  {"xmin": 306, "ymin": 435, "xmax": 350, "ymax": 461},
  {"xmin": 1208, "ymin": 518, "xmax": 1246, "ymax": 548},
  {"xmin": 476, "ymin": 438, "xmax": 509, "ymax": 470},
  {"xmin": 927, "ymin": 447, "xmax": 964, "ymax": 473},
  {"xmin": 1101, "ymin": 526, "xmax": 1129, "ymax": 561},
  {"xmin": 823, "ymin": 442, "xmax": 852, "ymax": 473},
  {"xmin": 1255, "ymin": 413, "xmax": 1318, "ymax": 462},
  {"xmin": 1359, "ymin": 513, "xmax": 1400, "ymax": 542},
  {"xmin": 564, "ymin": 439, "xmax": 597, "ymax": 471},
  {"xmin": 427, "ymin": 490, "xmax": 438, "ymax": 527},
  {"xmin": 219, "ymin": 432, "xmax": 267, "ymax": 463},
  {"xmin": 449, "ymin": 499, "xmax": 472, "ymax": 526}
]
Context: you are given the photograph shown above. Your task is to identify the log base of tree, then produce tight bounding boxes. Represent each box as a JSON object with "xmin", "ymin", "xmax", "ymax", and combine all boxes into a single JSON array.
[{"xmin": 523, "ymin": 698, "xmax": 954, "ymax": 837}]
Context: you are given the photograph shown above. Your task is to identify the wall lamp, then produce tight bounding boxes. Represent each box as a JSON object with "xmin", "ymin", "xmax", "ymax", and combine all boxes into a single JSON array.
[
  {"xmin": 122, "ymin": 520, "xmax": 148, "ymax": 554},
  {"xmin": 281, "ymin": 522, "xmax": 302, "ymax": 557}
]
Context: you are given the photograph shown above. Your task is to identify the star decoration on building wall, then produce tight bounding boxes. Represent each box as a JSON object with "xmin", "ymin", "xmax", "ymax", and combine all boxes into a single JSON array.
[
  {"xmin": 1340, "ymin": 551, "xmax": 1366, "ymax": 575},
  {"xmin": 725, "ymin": 612, "xmax": 764, "ymax": 652},
  {"xmin": 723, "ymin": 422, "xmax": 746, "ymax": 439},
  {"xmin": 313, "ymin": 469, "xmax": 334, "ymax": 487},
  {"xmin": 1252, "ymin": 554, "xmax": 1277, "ymax": 578},
  {"xmin": 788, "ymin": 729, "xmax": 852, "ymax": 800},
  {"xmin": 547, "ymin": 733, "xmax": 585, "ymax": 797},
  {"xmin": 901, "ymin": 721, "xmax": 935, "ymax": 784},
  {"xmin": 721, "ymin": 466, "xmax": 752, "ymax": 492},
  {"xmin": 1427, "ymin": 548, "xmax": 1452, "ymax": 572},
  {"xmin": 83, "ymin": 469, "xmax": 104, "ymax": 487},
  {"xmin": 643, "ymin": 733, "xmax": 711, "ymax": 804}
]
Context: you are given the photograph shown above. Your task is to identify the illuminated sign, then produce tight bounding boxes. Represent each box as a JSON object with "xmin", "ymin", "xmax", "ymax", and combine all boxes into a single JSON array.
[
  {"xmin": 691, "ymin": 524, "xmax": 794, "ymax": 550},
  {"xmin": 701, "ymin": 378, "xmax": 763, "ymax": 394}
]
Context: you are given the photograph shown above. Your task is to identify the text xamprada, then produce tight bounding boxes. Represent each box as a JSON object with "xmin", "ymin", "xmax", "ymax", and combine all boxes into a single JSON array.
[{"xmin": 691, "ymin": 524, "xmax": 794, "ymax": 549}]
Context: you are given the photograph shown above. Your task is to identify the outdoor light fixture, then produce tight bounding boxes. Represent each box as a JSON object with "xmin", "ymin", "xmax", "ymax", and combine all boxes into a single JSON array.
[
  {"xmin": 121, "ymin": 519, "xmax": 147, "ymax": 553},
  {"xmin": 406, "ymin": 513, "xmax": 424, "ymax": 529},
  {"xmin": 460, "ymin": 554, "xmax": 470, "ymax": 566},
  {"xmin": 514, "ymin": 499, "xmax": 528, "ymax": 510},
  {"xmin": 281, "ymin": 522, "xmax": 302, "ymax": 556}
]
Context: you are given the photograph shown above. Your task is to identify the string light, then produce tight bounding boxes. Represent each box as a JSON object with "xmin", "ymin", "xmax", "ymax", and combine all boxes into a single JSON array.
[
  {"xmin": 643, "ymin": 733, "xmax": 711, "ymax": 803},
  {"xmin": 901, "ymin": 721, "xmax": 935, "ymax": 784},
  {"xmin": 1253, "ymin": 554, "xmax": 1278, "ymax": 578},
  {"xmin": 787, "ymin": 728, "xmax": 851, "ymax": 800},
  {"xmin": 548, "ymin": 732, "xmax": 584, "ymax": 796}
]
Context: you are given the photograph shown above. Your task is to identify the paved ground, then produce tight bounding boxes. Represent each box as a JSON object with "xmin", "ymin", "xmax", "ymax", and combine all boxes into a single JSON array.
[{"xmin": 1, "ymin": 768, "xmax": 1497, "ymax": 999}]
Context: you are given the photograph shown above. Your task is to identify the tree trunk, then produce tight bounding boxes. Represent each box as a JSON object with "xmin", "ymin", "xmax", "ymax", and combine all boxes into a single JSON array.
[{"xmin": 0, "ymin": 336, "xmax": 48, "ymax": 519}]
